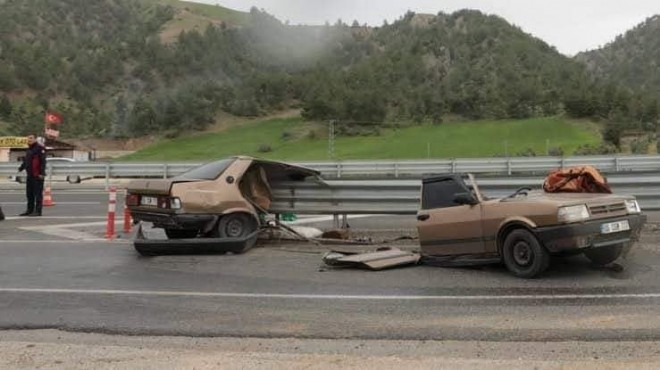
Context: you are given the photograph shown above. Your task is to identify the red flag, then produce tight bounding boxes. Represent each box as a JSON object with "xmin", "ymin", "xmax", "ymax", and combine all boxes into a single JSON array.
[{"xmin": 45, "ymin": 111, "xmax": 63, "ymax": 125}]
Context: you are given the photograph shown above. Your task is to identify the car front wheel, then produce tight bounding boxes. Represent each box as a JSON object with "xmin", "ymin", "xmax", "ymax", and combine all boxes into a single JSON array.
[{"xmin": 502, "ymin": 229, "xmax": 550, "ymax": 278}]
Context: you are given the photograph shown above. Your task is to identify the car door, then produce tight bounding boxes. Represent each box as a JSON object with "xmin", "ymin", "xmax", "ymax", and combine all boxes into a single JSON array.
[{"xmin": 416, "ymin": 176, "xmax": 485, "ymax": 256}]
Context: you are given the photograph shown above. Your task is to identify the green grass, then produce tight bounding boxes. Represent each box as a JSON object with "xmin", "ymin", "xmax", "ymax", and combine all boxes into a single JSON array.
[
  {"xmin": 121, "ymin": 116, "xmax": 601, "ymax": 161},
  {"xmin": 161, "ymin": 0, "xmax": 249, "ymax": 25},
  {"xmin": 175, "ymin": 1, "xmax": 248, "ymax": 24},
  {"xmin": 152, "ymin": 0, "xmax": 249, "ymax": 43}
]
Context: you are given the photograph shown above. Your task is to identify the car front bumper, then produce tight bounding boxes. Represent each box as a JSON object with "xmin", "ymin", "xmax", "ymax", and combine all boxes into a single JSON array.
[{"xmin": 535, "ymin": 214, "xmax": 647, "ymax": 253}]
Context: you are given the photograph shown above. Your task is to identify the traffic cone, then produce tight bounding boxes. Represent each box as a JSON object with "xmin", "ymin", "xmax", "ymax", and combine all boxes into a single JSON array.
[{"xmin": 43, "ymin": 186, "xmax": 55, "ymax": 207}]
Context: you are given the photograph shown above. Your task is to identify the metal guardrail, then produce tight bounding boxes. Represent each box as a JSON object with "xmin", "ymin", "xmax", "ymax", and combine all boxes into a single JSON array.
[
  {"xmin": 2, "ymin": 156, "xmax": 659, "ymax": 212},
  {"xmin": 1, "ymin": 155, "xmax": 660, "ymax": 180},
  {"xmin": 270, "ymin": 174, "xmax": 660, "ymax": 214}
]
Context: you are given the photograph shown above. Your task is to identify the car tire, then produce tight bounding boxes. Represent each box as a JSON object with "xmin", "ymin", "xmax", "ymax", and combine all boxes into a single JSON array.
[
  {"xmin": 164, "ymin": 229, "xmax": 198, "ymax": 239},
  {"xmin": 502, "ymin": 229, "xmax": 550, "ymax": 278},
  {"xmin": 584, "ymin": 243, "xmax": 624, "ymax": 266},
  {"xmin": 67, "ymin": 175, "xmax": 81, "ymax": 184},
  {"xmin": 217, "ymin": 213, "xmax": 257, "ymax": 238}
]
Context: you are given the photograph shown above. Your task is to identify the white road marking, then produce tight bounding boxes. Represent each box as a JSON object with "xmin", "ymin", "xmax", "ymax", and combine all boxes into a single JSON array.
[
  {"xmin": 8, "ymin": 214, "xmax": 375, "ymax": 241},
  {"xmin": 1, "ymin": 202, "xmax": 101, "ymax": 205},
  {"xmin": 0, "ymin": 191, "xmax": 113, "ymax": 195},
  {"xmin": 20, "ymin": 220, "xmax": 125, "ymax": 228},
  {"xmin": 3, "ymin": 216, "xmax": 107, "ymax": 221},
  {"xmin": 20, "ymin": 228, "xmax": 102, "ymax": 240},
  {"xmin": 0, "ymin": 240, "xmax": 127, "ymax": 243},
  {"xmin": 0, "ymin": 288, "xmax": 658, "ymax": 301},
  {"xmin": 19, "ymin": 220, "xmax": 129, "ymax": 240}
]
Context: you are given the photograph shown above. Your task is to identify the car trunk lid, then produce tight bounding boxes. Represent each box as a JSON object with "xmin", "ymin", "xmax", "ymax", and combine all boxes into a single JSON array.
[{"xmin": 127, "ymin": 179, "xmax": 199, "ymax": 195}]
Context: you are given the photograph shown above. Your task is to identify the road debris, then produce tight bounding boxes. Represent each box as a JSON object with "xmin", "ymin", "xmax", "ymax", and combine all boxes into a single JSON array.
[{"xmin": 322, "ymin": 247, "xmax": 420, "ymax": 270}]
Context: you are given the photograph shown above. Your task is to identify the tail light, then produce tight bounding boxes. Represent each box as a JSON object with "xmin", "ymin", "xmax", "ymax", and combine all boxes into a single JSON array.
[
  {"xmin": 130, "ymin": 195, "xmax": 182, "ymax": 209},
  {"xmin": 126, "ymin": 194, "xmax": 139, "ymax": 206}
]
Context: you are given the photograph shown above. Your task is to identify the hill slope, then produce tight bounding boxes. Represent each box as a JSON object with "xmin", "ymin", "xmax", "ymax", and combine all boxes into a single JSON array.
[
  {"xmin": 576, "ymin": 15, "xmax": 660, "ymax": 98},
  {"xmin": 122, "ymin": 117, "xmax": 600, "ymax": 161},
  {"xmin": 0, "ymin": 1, "xmax": 654, "ymax": 143}
]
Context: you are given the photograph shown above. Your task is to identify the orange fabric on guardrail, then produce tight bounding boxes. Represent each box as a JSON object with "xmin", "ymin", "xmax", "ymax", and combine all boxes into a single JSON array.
[{"xmin": 543, "ymin": 165, "xmax": 612, "ymax": 193}]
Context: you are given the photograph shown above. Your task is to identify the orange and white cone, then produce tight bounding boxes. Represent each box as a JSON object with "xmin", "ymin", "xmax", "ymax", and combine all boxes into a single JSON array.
[
  {"xmin": 106, "ymin": 186, "xmax": 117, "ymax": 240},
  {"xmin": 43, "ymin": 186, "xmax": 55, "ymax": 207}
]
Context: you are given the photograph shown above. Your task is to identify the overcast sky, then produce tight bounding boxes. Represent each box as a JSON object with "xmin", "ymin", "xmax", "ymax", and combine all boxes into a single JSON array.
[{"xmin": 192, "ymin": 0, "xmax": 660, "ymax": 56}]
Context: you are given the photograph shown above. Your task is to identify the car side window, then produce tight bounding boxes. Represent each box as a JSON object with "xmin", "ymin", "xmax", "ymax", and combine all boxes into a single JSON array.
[{"xmin": 422, "ymin": 178, "xmax": 469, "ymax": 210}]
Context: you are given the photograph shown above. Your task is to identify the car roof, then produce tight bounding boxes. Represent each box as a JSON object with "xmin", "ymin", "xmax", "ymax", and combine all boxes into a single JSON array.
[{"xmin": 422, "ymin": 173, "xmax": 466, "ymax": 184}]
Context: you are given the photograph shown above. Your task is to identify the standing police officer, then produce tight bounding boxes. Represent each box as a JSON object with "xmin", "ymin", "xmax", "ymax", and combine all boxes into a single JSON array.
[{"xmin": 17, "ymin": 134, "xmax": 46, "ymax": 217}]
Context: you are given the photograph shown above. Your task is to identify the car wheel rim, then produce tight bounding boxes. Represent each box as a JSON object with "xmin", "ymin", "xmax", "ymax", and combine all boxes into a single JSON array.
[
  {"xmin": 226, "ymin": 219, "xmax": 244, "ymax": 237},
  {"xmin": 512, "ymin": 241, "xmax": 533, "ymax": 266}
]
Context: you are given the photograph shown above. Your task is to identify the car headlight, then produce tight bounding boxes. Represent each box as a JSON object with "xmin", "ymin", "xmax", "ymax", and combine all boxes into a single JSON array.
[
  {"xmin": 625, "ymin": 199, "xmax": 640, "ymax": 214},
  {"xmin": 558, "ymin": 204, "xmax": 590, "ymax": 223}
]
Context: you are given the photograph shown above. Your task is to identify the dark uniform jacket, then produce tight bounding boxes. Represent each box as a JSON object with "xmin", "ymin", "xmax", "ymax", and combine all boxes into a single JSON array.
[{"xmin": 18, "ymin": 143, "xmax": 46, "ymax": 178}]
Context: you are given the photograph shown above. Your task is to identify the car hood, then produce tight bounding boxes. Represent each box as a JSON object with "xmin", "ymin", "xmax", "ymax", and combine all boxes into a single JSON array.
[{"xmin": 501, "ymin": 190, "xmax": 634, "ymax": 206}]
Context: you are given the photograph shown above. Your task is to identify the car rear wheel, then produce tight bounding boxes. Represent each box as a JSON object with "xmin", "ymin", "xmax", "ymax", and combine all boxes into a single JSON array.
[
  {"xmin": 502, "ymin": 229, "xmax": 550, "ymax": 278},
  {"xmin": 164, "ymin": 229, "xmax": 198, "ymax": 239},
  {"xmin": 584, "ymin": 243, "xmax": 624, "ymax": 266},
  {"xmin": 217, "ymin": 213, "xmax": 257, "ymax": 238}
]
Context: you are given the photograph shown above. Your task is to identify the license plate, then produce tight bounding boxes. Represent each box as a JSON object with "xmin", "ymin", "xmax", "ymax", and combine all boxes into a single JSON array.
[
  {"xmin": 600, "ymin": 220, "xmax": 630, "ymax": 234},
  {"xmin": 140, "ymin": 196, "xmax": 158, "ymax": 206}
]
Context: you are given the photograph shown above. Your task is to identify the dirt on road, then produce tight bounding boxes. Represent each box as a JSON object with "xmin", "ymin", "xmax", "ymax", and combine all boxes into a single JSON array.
[{"xmin": 1, "ymin": 330, "xmax": 660, "ymax": 369}]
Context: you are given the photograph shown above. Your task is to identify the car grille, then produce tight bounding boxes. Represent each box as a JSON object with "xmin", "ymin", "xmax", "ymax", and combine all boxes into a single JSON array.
[{"xmin": 589, "ymin": 202, "xmax": 626, "ymax": 215}]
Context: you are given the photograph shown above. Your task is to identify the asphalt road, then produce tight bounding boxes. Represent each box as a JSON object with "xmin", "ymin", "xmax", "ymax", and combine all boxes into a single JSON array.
[{"xmin": 2, "ymin": 188, "xmax": 660, "ymax": 341}]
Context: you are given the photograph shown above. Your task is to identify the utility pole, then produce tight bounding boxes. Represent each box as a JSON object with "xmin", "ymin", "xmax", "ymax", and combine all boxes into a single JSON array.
[{"xmin": 328, "ymin": 120, "xmax": 335, "ymax": 159}]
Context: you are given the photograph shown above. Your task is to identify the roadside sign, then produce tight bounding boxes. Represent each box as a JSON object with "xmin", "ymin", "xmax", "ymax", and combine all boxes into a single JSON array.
[{"xmin": 0, "ymin": 136, "xmax": 28, "ymax": 148}]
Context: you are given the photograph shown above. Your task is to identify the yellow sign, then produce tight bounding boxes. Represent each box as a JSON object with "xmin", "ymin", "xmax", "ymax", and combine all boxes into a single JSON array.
[{"xmin": 0, "ymin": 136, "xmax": 28, "ymax": 148}]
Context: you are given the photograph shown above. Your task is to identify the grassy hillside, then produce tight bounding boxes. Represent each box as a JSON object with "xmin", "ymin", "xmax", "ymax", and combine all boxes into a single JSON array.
[
  {"xmin": 153, "ymin": 0, "xmax": 249, "ymax": 43},
  {"xmin": 3, "ymin": 1, "xmax": 639, "ymax": 142},
  {"xmin": 577, "ymin": 15, "xmax": 660, "ymax": 98},
  {"xmin": 122, "ymin": 117, "xmax": 601, "ymax": 161}
]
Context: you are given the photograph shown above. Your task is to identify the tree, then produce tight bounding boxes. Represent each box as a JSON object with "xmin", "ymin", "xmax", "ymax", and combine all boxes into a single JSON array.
[
  {"xmin": 603, "ymin": 120, "xmax": 624, "ymax": 148},
  {"xmin": 0, "ymin": 95, "xmax": 12, "ymax": 119}
]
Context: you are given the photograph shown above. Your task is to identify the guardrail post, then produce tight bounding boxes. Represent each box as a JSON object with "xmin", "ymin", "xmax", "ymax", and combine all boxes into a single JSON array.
[
  {"xmin": 105, "ymin": 163, "xmax": 110, "ymax": 190},
  {"xmin": 615, "ymin": 157, "xmax": 621, "ymax": 172},
  {"xmin": 333, "ymin": 214, "xmax": 340, "ymax": 228},
  {"xmin": 163, "ymin": 164, "xmax": 168, "ymax": 179},
  {"xmin": 337, "ymin": 163, "xmax": 342, "ymax": 178},
  {"xmin": 394, "ymin": 163, "xmax": 399, "ymax": 178},
  {"xmin": 451, "ymin": 159, "xmax": 456, "ymax": 173},
  {"xmin": 507, "ymin": 159, "xmax": 512, "ymax": 176},
  {"xmin": 341, "ymin": 214, "xmax": 348, "ymax": 229},
  {"xmin": 560, "ymin": 158, "xmax": 565, "ymax": 169}
]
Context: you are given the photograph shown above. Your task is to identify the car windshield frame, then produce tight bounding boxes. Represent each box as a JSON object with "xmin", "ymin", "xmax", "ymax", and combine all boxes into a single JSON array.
[{"xmin": 174, "ymin": 158, "xmax": 236, "ymax": 181}]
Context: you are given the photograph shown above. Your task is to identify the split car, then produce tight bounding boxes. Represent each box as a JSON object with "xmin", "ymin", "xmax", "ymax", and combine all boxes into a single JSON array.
[
  {"xmin": 125, "ymin": 156, "xmax": 320, "ymax": 255},
  {"xmin": 417, "ymin": 174, "xmax": 646, "ymax": 278}
]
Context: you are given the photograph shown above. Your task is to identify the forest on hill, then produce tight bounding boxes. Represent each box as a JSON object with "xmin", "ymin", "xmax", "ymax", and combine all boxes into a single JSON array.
[{"xmin": 0, "ymin": 0, "xmax": 658, "ymax": 151}]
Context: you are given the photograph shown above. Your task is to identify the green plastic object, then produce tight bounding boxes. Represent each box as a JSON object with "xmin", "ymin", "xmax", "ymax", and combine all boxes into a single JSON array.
[{"xmin": 282, "ymin": 212, "xmax": 297, "ymax": 221}]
